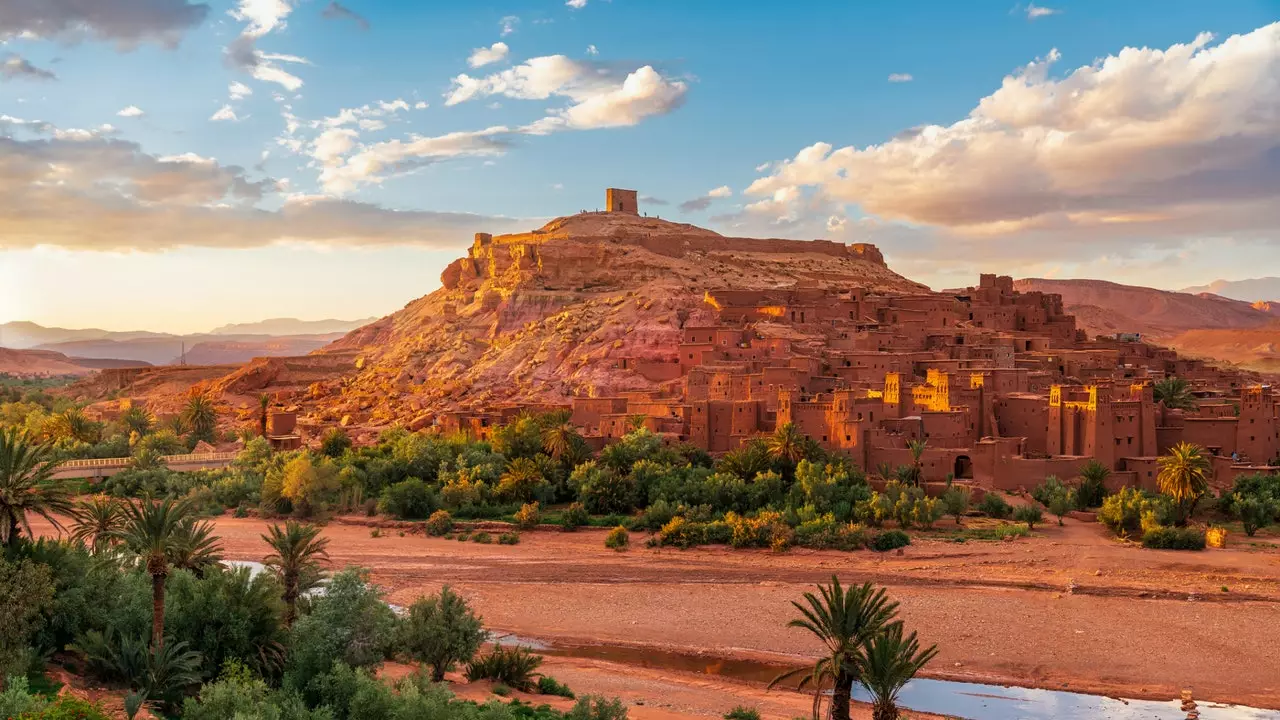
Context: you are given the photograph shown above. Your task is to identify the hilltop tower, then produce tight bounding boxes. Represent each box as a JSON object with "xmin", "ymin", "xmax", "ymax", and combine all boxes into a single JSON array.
[{"xmin": 606, "ymin": 188, "xmax": 638, "ymax": 214}]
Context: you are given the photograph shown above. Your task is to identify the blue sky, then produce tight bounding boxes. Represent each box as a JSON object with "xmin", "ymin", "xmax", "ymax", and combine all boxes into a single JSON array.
[{"xmin": 1, "ymin": 0, "xmax": 1278, "ymax": 332}]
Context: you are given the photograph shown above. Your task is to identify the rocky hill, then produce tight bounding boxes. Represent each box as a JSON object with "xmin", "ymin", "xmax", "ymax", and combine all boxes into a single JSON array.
[
  {"xmin": 0, "ymin": 348, "xmax": 97, "ymax": 377},
  {"xmin": 1014, "ymin": 278, "xmax": 1280, "ymax": 369}
]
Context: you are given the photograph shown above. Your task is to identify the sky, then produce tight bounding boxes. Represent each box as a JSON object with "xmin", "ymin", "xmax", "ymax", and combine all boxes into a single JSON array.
[{"xmin": 0, "ymin": 0, "xmax": 1278, "ymax": 333}]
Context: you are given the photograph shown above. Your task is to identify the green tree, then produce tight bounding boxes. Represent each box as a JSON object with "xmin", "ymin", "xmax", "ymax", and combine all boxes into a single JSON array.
[
  {"xmin": 940, "ymin": 486, "xmax": 970, "ymax": 525},
  {"xmin": 767, "ymin": 423, "xmax": 807, "ymax": 466},
  {"xmin": 262, "ymin": 521, "xmax": 330, "ymax": 626},
  {"xmin": 402, "ymin": 586, "xmax": 486, "ymax": 681},
  {"xmin": 112, "ymin": 496, "xmax": 207, "ymax": 650},
  {"xmin": 257, "ymin": 394, "xmax": 271, "ymax": 438},
  {"xmin": 0, "ymin": 427, "xmax": 74, "ymax": 548},
  {"xmin": 181, "ymin": 393, "xmax": 218, "ymax": 445},
  {"xmin": 319, "ymin": 427, "xmax": 352, "ymax": 458},
  {"xmin": 770, "ymin": 577, "xmax": 899, "ymax": 720},
  {"xmin": 285, "ymin": 568, "xmax": 398, "ymax": 695},
  {"xmin": 857, "ymin": 622, "xmax": 939, "ymax": 720},
  {"xmin": 904, "ymin": 440, "xmax": 927, "ymax": 487},
  {"xmin": 1157, "ymin": 442, "xmax": 1212, "ymax": 526},
  {"xmin": 0, "ymin": 558, "xmax": 55, "ymax": 686},
  {"xmin": 120, "ymin": 407, "xmax": 155, "ymax": 439},
  {"xmin": 1153, "ymin": 377, "xmax": 1196, "ymax": 411},
  {"xmin": 1233, "ymin": 494, "xmax": 1277, "ymax": 537},
  {"xmin": 70, "ymin": 495, "xmax": 123, "ymax": 552},
  {"xmin": 1076, "ymin": 461, "xmax": 1110, "ymax": 508},
  {"xmin": 542, "ymin": 418, "xmax": 587, "ymax": 465},
  {"xmin": 49, "ymin": 408, "xmax": 103, "ymax": 445},
  {"xmin": 497, "ymin": 457, "xmax": 547, "ymax": 502}
]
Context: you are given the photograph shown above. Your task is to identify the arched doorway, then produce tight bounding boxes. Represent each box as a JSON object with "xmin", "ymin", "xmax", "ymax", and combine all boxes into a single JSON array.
[{"xmin": 954, "ymin": 455, "xmax": 973, "ymax": 480}]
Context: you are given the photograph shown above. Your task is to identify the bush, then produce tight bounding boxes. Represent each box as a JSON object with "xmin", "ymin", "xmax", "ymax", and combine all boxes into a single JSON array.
[
  {"xmin": 1030, "ymin": 476, "xmax": 1068, "ymax": 506},
  {"xmin": 379, "ymin": 478, "xmax": 437, "ymax": 520},
  {"xmin": 472, "ymin": 532, "xmax": 492, "ymax": 544},
  {"xmin": 402, "ymin": 586, "xmax": 485, "ymax": 682},
  {"xmin": 498, "ymin": 532, "xmax": 520, "ymax": 545},
  {"xmin": 793, "ymin": 516, "xmax": 867, "ymax": 551},
  {"xmin": 320, "ymin": 428, "xmax": 352, "ymax": 458},
  {"xmin": 1142, "ymin": 526, "xmax": 1206, "ymax": 550},
  {"xmin": 1076, "ymin": 461, "xmax": 1111, "ymax": 509},
  {"xmin": 941, "ymin": 487, "xmax": 971, "ymax": 524},
  {"xmin": 561, "ymin": 502, "xmax": 589, "ymax": 531},
  {"xmin": 869, "ymin": 530, "xmax": 910, "ymax": 552},
  {"xmin": 14, "ymin": 695, "xmax": 111, "ymax": 720},
  {"xmin": 724, "ymin": 707, "xmax": 761, "ymax": 720},
  {"xmin": 284, "ymin": 568, "xmax": 398, "ymax": 696},
  {"xmin": 566, "ymin": 695, "xmax": 629, "ymax": 720},
  {"xmin": 425, "ymin": 510, "xmax": 454, "ymax": 536},
  {"xmin": 655, "ymin": 517, "xmax": 702, "ymax": 549},
  {"xmin": 604, "ymin": 526, "xmax": 630, "ymax": 551},
  {"xmin": 537, "ymin": 676, "xmax": 575, "ymax": 698},
  {"xmin": 1233, "ymin": 494, "xmax": 1277, "ymax": 536},
  {"xmin": 570, "ymin": 462, "xmax": 637, "ymax": 515},
  {"xmin": 1012, "ymin": 504, "xmax": 1043, "ymax": 529},
  {"xmin": 1099, "ymin": 487, "xmax": 1173, "ymax": 536},
  {"xmin": 0, "ymin": 558, "xmax": 55, "ymax": 680},
  {"xmin": 465, "ymin": 647, "xmax": 543, "ymax": 691},
  {"xmin": 978, "ymin": 493, "xmax": 1011, "ymax": 519},
  {"xmin": 514, "ymin": 502, "xmax": 542, "ymax": 529},
  {"xmin": 0, "ymin": 676, "xmax": 47, "ymax": 718}
]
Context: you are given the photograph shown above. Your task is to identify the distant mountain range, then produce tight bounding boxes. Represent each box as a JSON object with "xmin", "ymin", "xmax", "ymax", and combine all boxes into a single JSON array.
[
  {"xmin": 1180, "ymin": 277, "xmax": 1280, "ymax": 303},
  {"xmin": 0, "ymin": 318, "xmax": 373, "ymax": 367}
]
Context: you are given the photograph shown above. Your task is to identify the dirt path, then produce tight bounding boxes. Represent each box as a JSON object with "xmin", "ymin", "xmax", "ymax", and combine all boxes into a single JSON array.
[{"xmin": 31, "ymin": 513, "xmax": 1280, "ymax": 715}]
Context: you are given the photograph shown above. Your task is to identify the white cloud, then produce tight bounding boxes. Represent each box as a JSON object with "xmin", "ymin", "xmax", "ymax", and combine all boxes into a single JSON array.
[
  {"xmin": 1026, "ymin": 3, "xmax": 1060, "ymax": 19},
  {"xmin": 566, "ymin": 0, "xmax": 587, "ymax": 8},
  {"xmin": 736, "ymin": 23, "xmax": 1280, "ymax": 261},
  {"xmin": 1, "ymin": 54, "xmax": 57, "ymax": 81},
  {"xmin": 499, "ymin": 15, "xmax": 519, "ymax": 37},
  {"xmin": 117, "ymin": 105, "xmax": 145, "ymax": 118},
  {"xmin": 679, "ymin": 186, "xmax": 733, "ymax": 212},
  {"xmin": 318, "ymin": 126, "xmax": 512, "ymax": 194},
  {"xmin": 229, "ymin": 81, "xmax": 254, "ymax": 100},
  {"xmin": 707, "ymin": 186, "xmax": 732, "ymax": 199},
  {"xmin": 210, "ymin": 105, "xmax": 242, "ymax": 122},
  {"xmin": 414, "ymin": 101, "xmax": 428, "ymax": 110},
  {"xmin": 312, "ymin": 127, "xmax": 359, "ymax": 166},
  {"xmin": 468, "ymin": 42, "xmax": 510, "ymax": 68},
  {"xmin": 229, "ymin": 0, "xmax": 294, "ymax": 38},
  {"xmin": 447, "ymin": 57, "xmax": 687, "ymax": 132},
  {"xmin": 888, "ymin": 73, "xmax": 913, "ymax": 83},
  {"xmin": 224, "ymin": 1, "xmax": 310, "ymax": 91},
  {"xmin": 586, "ymin": 44, "xmax": 598, "ymax": 56}
]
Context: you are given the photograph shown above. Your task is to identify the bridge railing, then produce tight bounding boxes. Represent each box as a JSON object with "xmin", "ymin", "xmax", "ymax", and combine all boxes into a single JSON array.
[{"xmin": 54, "ymin": 452, "xmax": 239, "ymax": 470}]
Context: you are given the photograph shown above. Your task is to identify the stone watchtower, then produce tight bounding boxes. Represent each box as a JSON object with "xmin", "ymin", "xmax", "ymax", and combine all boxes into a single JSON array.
[{"xmin": 606, "ymin": 188, "xmax": 639, "ymax": 214}]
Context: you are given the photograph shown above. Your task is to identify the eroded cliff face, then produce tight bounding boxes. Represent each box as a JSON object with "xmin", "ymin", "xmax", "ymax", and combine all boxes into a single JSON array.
[{"xmin": 309, "ymin": 213, "xmax": 918, "ymax": 431}]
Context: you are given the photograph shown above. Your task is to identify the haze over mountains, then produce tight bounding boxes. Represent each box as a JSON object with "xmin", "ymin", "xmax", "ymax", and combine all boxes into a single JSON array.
[
  {"xmin": 1180, "ymin": 277, "xmax": 1280, "ymax": 303},
  {"xmin": 0, "ymin": 318, "xmax": 375, "ymax": 368}
]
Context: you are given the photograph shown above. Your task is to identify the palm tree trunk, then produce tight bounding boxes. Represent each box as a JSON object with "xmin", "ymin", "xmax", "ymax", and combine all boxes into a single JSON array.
[
  {"xmin": 831, "ymin": 673, "xmax": 854, "ymax": 720},
  {"xmin": 284, "ymin": 585, "xmax": 297, "ymax": 627},
  {"xmin": 151, "ymin": 574, "xmax": 165, "ymax": 650},
  {"xmin": 872, "ymin": 700, "xmax": 898, "ymax": 720}
]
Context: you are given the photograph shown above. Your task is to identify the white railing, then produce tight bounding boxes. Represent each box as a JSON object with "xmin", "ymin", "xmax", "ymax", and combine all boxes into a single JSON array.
[{"xmin": 54, "ymin": 451, "xmax": 238, "ymax": 470}]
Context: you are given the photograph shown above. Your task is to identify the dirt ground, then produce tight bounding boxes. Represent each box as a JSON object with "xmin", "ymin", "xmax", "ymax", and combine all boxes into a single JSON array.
[{"xmin": 33, "ymin": 514, "xmax": 1280, "ymax": 717}]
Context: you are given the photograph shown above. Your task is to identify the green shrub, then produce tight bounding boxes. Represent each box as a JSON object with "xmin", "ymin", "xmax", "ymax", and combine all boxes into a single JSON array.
[
  {"xmin": 1012, "ymin": 504, "xmax": 1043, "ymax": 529},
  {"xmin": 465, "ymin": 647, "xmax": 543, "ymax": 691},
  {"xmin": 655, "ymin": 516, "xmax": 703, "ymax": 548},
  {"xmin": 402, "ymin": 586, "xmax": 485, "ymax": 682},
  {"xmin": 724, "ymin": 707, "xmax": 761, "ymax": 720},
  {"xmin": 793, "ymin": 517, "xmax": 866, "ymax": 551},
  {"xmin": 941, "ymin": 486, "xmax": 971, "ymax": 524},
  {"xmin": 0, "ymin": 558, "xmax": 55, "ymax": 680},
  {"xmin": 472, "ymin": 532, "xmax": 492, "ymax": 544},
  {"xmin": 1076, "ymin": 461, "xmax": 1111, "ymax": 509},
  {"xmin": 570, "ymin": 461, "xmax": 637, "ymax": 514},
  {"xmin": 491, "ymin": 684, "xmax": 511, "ymax": 697},
  {"xmin": 15, "ymin": 695, "xmax": 112, "ymax": 720},
  {"xmin": 911, "ymin": 496, "xmax": 944, "ymax": 528},
  {"xmin": 284, "ymin": 568, "xmax": 398, "ymax": 696},
  {"xmin": 561, "ymin": 502, "xmax": 589, "ymax": 531},
  {"xmin": 1098, "ymin": 487, "xmax": 1173, "ymax": 536},
  {"xmin": 1233, "ymin": 494, "xmax": 1277, "ymax": 536},
  {"xmin": 604, "ymin": 526, "xmax": 630, "ymax": 551},
  {"xmin": 425, "ymin": 510, "xmax": 454, "ymax": 536},
  {"xmin": 498, "ymin": 532, "xmax": 520, "ymax": 545},
  {"xmin": 320, "ymin": 428, "xmax": 352, "ymax": 458},
  {"xmin": 978, "ymin": 493, "xmax": 1011, "ymax": 519},
  {"xmin": 378, "ymin": 478, "xmax": 437, "ymax": 520},
  {"xmin": 537, "ymin": 676, "xmax": 575, "ymax": 698},
  {"xmin": 1141, "ymin": 526, "xmax": 1206, "ymax": 550},
  {"xmin": 992, "ymin": 523, "xmax": 1030, "ymax": 541},
  {"xmin": 0, "ymin": 676, "xmax": 47, "ymax": 718},
  {"xmin": 1030, "ymin": 476, "xmax": 1068, "ymax": 506},
  {"xmin": 869, "ymin": 530, "xmax": 910, "ymax": 552},
  {"xmin": 566, "ymin": 695, "xmax": 629, "ymax": 720}
]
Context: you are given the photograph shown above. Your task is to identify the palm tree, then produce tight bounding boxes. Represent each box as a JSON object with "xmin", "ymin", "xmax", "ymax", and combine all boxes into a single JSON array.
[
  {"xmin": 858, "ymin": 622, "xmax": 939, "ymax": 720},
  {"xmin": 50, "ymin": 408, "xmax": 102, "ymax": 445},
  {"xmin": 771, "ymin": 576, "xmax": 900, "ymax": 720},
  {"xmin": 71, "ymin": 495, "xmax": 123, "ymax": 552},
  {"xmin": 498, "ymin": 457, "xmax": 545, "ymax": 502},
  {"xmin": 181, "ymin": 393, "xmax": 217, "ymax": 444},
  {"xmin": 258, "ymin": 394, "xmax": 271, "ymax": 437},
  {"xmin": 905, "ymin": 440, "xmax": 928, "ymax": 487},
  {"xmin": 169, "ymin": 518, "xmax": 223, "ymax": 574},
  {"xmin": 1157, "ymin": 442, "xmax": 1212, "ymax": 526},
  {"xmin": 768, "ymin": 423, "xmax": 807, "ymax": 465},
  {"xmin": 120, "ymin": 406, "xmax": 155, "ymax": 438},
  {"xmin": 1152, "ymin": 377, "xmax": 1196, "ymax": 411},
  {"xmin": 262, "ymin": 521, "xmax": 330, "ymax": 626},
  {"xmin": 112, "ymin": 496, "xmax": 204, "ymax": 650},
  {"xmin": 0, "ymin": 427, "xmax": 74, "ymax": 548},
  {"xmin": 542, "ymin": 420, "xmax": 582, "ymax": 463}
]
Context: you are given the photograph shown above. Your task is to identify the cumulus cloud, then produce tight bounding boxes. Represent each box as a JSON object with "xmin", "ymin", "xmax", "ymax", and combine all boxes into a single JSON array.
[
  {"xmin": 566, "ymin": 0, "xmax": 587, "ymax": 8},
  {"xmin": 224, "ymin": 0, "xmax": 310, "ymax": 91},
  {"xmin": 499, "ymin": 15, "xmax": 519, "ymax": 37},
  {"xmin": 446, "ymin": 56, "xmax": 687, "ymax": 132},
  {"xmin": 210, "ymin": 105, "xmax": 242, "ymax": 121},
  {"xmin": 321, "ymin": 1, "xmax": 369, "ymax": 30},
  {"xmin": 317, "ymin": 127, "xmax": 512, "ymax": 194},
  {"xmin": 0, "ymin": 121, "xmax": 529, "ymax": 252},
  {"xmin": 679, "ymin": 186, "xmax": 733, "ymax": 212},
  {"xmin": 0, "ymin": 0, "xmax": 209, "ymax": 47},
  {"xmin": 1, "ymin": 54, "xmax": 56, "ymax": 81},
  {"xmin": 229, "ymin": 81, "xmax": 253, "ymax": 100},
  {"xmin": 468, "ymin": 42, "xmax": 510, "ymax": 68},
  {"xmin": 887, "ymin": 73, "xmax": 913, "ymax": 83},
  {"xmin": 117, "ymin": 105, "xmax": 145, "ymax": 118},
  {"xmin": 741, "ymin": 23, "xmax": 1280, "ymax": 251}
]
